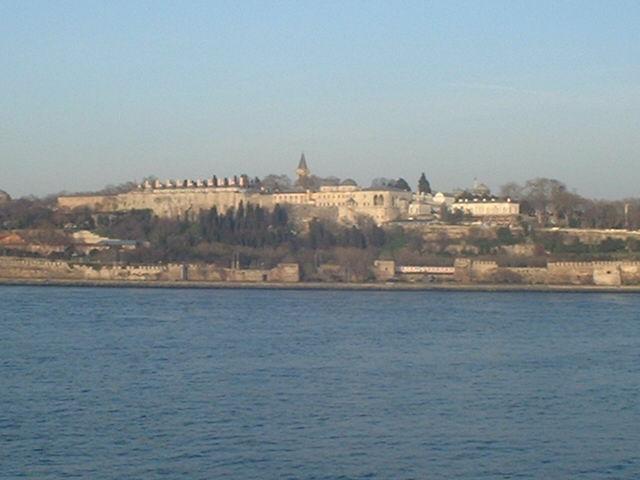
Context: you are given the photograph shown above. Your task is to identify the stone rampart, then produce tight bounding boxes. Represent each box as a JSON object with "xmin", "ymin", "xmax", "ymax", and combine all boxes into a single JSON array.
[
  {"xmin": 267, "ymin": 263, "xmax": 300, "ymax": 283},
  {"xmin": 183, "ymin": 263, "xmax": 225, "ymax": 282},
  {"xmin": 0, "ymin": 257, "xmax": 299, "ymax": 283},
  {"xmin": 470, "ymin": 260, "xmax": 498, "ymax": 282},
  {"xmin": 539, "ymin": 228, "xmax": 640, "ymax": 245},
  {"xmin": 0, "ymin": 257, "xmax": 183, "ymax": 281},
  {"xmin": 507, "ymin": 267, "xmax": 548, "ymax": 284},
  {"xmin": 57, "ymin": 195, "xmax": 110, "ymax": 211},
  {"xmin": 450, "ymin": 259, "xmax": 640, "ymax": 286},
  {"xmin": 620, "ymin": 263, "xmax": 640, "ymax": 284},
  {"xmin": 373, "ymin": 260, "xmax": 396, "ymax": 281},
  {"xmin": 58, "ymin": 189, "xmax": 273, "ymax": 219},
  {"xmin": 593, "ymin": 266, "xmax": 621, "ymax": 286},
  {"xmin": 184, "ymin": 262, "xmax": 299, "ymax": 283},
  {"xmin": 4, "ymin": 254, "xmax": 639, "ymax": 286},
  {"xmin": 546, "ymin": 262, "xmax": 595, "ymax": 285},
  {"xmin": 453, "ymin": 258, "xmax": 471, "ymax": 283}
]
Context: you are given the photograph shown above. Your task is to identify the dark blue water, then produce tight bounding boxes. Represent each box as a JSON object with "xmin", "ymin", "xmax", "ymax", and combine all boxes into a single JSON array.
[{"xmin": 2, "ymin": 286, "xmax": 640, "ymax": 479}]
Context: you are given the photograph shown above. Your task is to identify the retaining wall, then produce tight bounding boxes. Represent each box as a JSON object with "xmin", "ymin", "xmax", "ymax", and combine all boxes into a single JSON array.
[{"xmin": 0, "ymin": 257, "xmax": 299, "ymax": 283}]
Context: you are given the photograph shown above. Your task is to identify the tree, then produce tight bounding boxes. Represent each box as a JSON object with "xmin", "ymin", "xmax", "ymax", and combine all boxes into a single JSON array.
[
  {"xmin": 295, "ymin": 175, "xmax": 342, "ymax": 191},
  {"xmin": 260, "ymin": 174, "xmax": 292, "ymax": 192},
  {"xmin": 371, "ymin": 177, "xmax": 395, "ymax": 188},
  {"xmin": 496, "ymin": 227, "xmax": 516, "ymax": 245},
  {"xmin": 320, "ymin": 176, "xmax": 341, "ymax": 186},
  {"xmin": 394, "ymin": 178, "xmax": 411, "ymax": 192},
  {"xmin": 500, "ymin": 182, "xmax": 522, "ymax": 199},
  {"xmin": 94, "ymin": 179, "xmax": 144, "ymax": 195},
  {"xmin": 522, "ymin": 178, "xmax": 565, "ymax": 214},
  {"xmin": 307, "ymin": 218, "xmax": 336, "ymax": 249},
  {"xmin": 417, "ymin": 173, "xmax": 432, "ymax": 194}
]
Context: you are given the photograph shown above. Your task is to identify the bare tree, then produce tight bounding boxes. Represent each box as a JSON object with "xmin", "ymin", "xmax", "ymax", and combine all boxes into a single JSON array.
[{"xmin": 260, "ymin": 174, "xmax": 293, "ymax": 192}]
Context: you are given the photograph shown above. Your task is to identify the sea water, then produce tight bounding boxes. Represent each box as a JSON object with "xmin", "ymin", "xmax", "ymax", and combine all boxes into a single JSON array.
[{"xmin": 1, "ymin": 286, "xmax": 639, "ymax": 479}]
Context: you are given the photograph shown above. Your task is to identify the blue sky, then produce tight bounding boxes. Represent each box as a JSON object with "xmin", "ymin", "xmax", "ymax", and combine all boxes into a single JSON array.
[{"xmin": 1, "ymin": 0, "xmax": 639, "ymax": 198}]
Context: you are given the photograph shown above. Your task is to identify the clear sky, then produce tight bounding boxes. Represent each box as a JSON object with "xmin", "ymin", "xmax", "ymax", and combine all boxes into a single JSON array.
[{"xmin": 1, "ymin": 0, "xmax": 639, "ymax": 199}]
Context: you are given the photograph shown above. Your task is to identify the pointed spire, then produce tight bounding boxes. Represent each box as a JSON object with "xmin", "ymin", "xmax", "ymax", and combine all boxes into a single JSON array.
[
  {"xmin": 296, "ymin": 152, "xmax": 310, "ymax": 177},
  {"xmin": 298, "ymin": 153, "xmax": 308, "ymax": 171}
]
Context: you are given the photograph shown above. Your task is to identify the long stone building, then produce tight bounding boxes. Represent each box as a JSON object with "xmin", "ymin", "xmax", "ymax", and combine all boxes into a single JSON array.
[
  {"xmin": 57, "ymin": 155, "xmax": 519, "ymax": 224},
  {"xmin": 452, "ymin": 195, "xmax": 520, "ymax": 218},
  {"xmin": 58, "ymin": 156, "xmax": 413, "ymax": 224}
]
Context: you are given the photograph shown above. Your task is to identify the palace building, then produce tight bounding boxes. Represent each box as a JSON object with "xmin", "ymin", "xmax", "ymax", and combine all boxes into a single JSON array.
[{"xmin": 57, "ymin": 155, "xmax": 413, "ymax": 225}]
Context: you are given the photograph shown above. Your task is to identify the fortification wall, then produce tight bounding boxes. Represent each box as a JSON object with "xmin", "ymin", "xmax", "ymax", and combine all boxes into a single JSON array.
[
  {"xmin": 58, "ymin": 190, "xmax": 273, "ymax": 219},
  {"xmin": 184, "ymin": 263, "xmax": 226, "ymax": 282},
  {"xmin": 373, "ymin": 260, "xmax": 396, "ymax": 281},
  {"xmin": 316, "ymin": 264, "xmax": 347, "ymax": 282},
  {"xmin": 59, "ymin": 189, "xmax": 411, "ymax": 225},
  {"xmin": 507, "ymin": 267, "xmax": 548, "ymax": 284},
  {"xmin": 539, "ymin": 228, "xmax": 640, "ymax": 245},
  {"xmin": 0, "ymin": 257, "xmax": 183, "ymax": 281},
  {"xmin": 451, "ymin": 259, "xmax": 640, "ymax": 286},
  {"xmin": 58, "ymin": 185, "xmax": 412, "ymax": 225},
  {"xmin": 547, "ymin": 262, "xmax": 595, "ymax": 285},
  {"xmin": 470, "ymin": 260, "xmax": 498, "ymax": 282},
  {"xmin": 185, "ymin": 263, "xmax": 298, "ymax": 283},
  {"xmin": 511, "ymin": 261, "xmax": 640, "ymax": 286},
  {"xmin": 267, "ymin": 263, "xmax": 300, "ymax": 283},
  {"xmin": 3, "ymin": 254, "xmax": 637, "ymax": 286},
  {"xmin": 453, "ymin": 258, "xmax": 471, "ymax": 283},
  {"xmin": 0, "ymin": 257, "xmax": 299, "ymax": 283},
  {"xmin": 57, "ymin": 195, "xmax": 110, "ymax": 211},
  {"xmin": 620, "ymin": 263, "xmax": 640, "ymax": 284},
  {"xmin": 593, "ymin": 266, "xmax": 621, "ymax": 286}
]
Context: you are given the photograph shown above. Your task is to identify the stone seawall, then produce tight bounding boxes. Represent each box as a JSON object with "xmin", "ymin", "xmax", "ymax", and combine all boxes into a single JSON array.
[
  {"xmin": 451, "ymin": 259, "xmax": 640, "ymax": 286},
  {"xmin": 0, "ymin": 257, "xmax": 299, "ymax": 283},
  {"xmin": 3, "ymin": 255, "xmax": 639, "ymax": 287},
  {"xmin": 184, "ymin": 262, "xmax": 299, "ymax": 283},
  {"xmin": 0, "ymin": 257, "xmax": 182, "ymax": 281}
]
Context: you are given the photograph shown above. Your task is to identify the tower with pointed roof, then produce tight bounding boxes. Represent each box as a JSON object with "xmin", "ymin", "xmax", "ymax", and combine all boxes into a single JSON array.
[{"xmin": 296, "ymin": 153, "xmax": 310, "ymax": 180}]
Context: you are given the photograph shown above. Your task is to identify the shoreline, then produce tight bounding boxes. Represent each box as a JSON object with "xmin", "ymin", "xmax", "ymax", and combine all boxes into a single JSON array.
[{"xmin": 1, "ymin": 277, "xmax": 640, "ymax": 293}]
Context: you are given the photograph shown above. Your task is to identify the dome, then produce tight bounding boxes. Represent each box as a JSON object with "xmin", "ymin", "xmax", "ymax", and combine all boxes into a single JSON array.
[
  {"xmin": 340, "ymin": 178, "xmax": 358, "ymax": 186},
  {"xmin": 473, "ymin": 182, "xmax": 491, "ymax": 195}
]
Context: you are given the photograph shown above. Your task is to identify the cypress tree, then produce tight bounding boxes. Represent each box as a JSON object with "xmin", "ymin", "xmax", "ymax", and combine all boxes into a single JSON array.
[{"xmin": 418, "ymin": 173, "xmax": 432, "ymax": 194}]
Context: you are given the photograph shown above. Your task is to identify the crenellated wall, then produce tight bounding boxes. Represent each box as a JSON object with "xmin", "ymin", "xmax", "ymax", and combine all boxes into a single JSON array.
[
  {"xmin": 453, "ymin": 260, "xmax": 640, "ymax": 286},
  {"xmin": 3, "ymin": 254, "xmax": 639, "ymax": 286},
  {"xmin": 437, "ymin": 258, "xmax": 640, "ymax": 286},
  {"xmin": 547, "ymin": 262, "xmax": 595, "ymax": 285},
  {"xmin": 0, "ymin": 257, "xmax": 183, "ymax": 281},
  {"xmin": 470, "ymin": 260, "xmax": 499, "ymax": 282},
  {"xmin": 507, "ymin": 267, "xmax": 548, "ymax": 284},
  {"xmin": 184, "ymin": 262, "xmax": 298, "ymax": 283},
  {"xmin": 266, "ymin": 263, "xmax": 300, "ymax": 282},
  {"xmin": 620, "ymin": 263, "xmax": 640, "ymax": 284},
  {"xmin": 0, "ymin": 257, "xmax": 299, "ymax": 283}
]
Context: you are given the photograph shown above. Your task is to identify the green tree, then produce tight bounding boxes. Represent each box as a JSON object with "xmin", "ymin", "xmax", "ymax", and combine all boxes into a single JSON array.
[
  {"xmin": 394, "ymin": 178, "xmax": 411, "ymax": 192},
  {"xmin": 417, "ymin": 173, "xmax": 431, "ymax": 194},
  {"xmin": 496, "ymin": 227, "xmax": 516, "ymax": 245}
]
